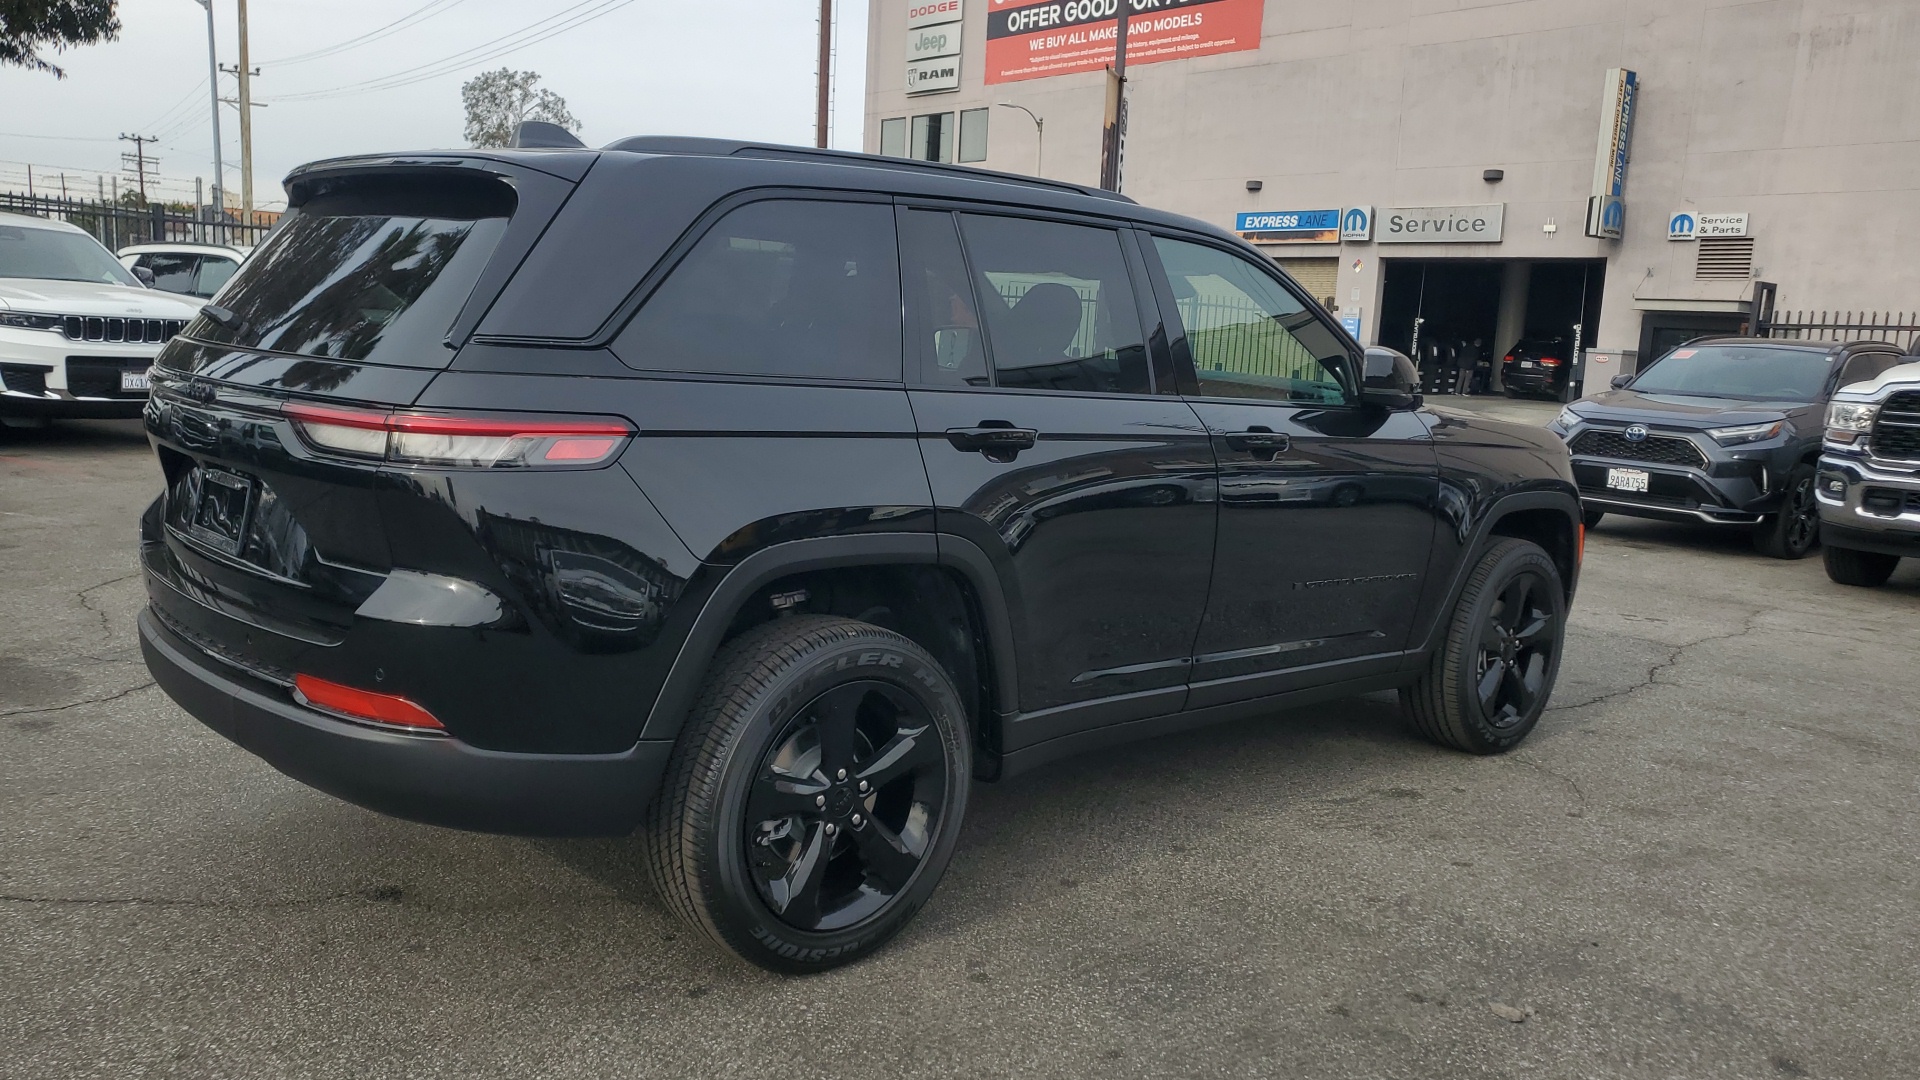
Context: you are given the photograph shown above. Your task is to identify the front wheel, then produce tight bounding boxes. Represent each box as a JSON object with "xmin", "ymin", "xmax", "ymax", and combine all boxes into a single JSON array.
[
  {"xmin": 1402, "ymin": 538, "xmax": 1567, "ymax": 754},
  {"xmin": 644, "ymin": 616, "xmax": 971, "ymax": 973},
  {"xmin": 1754, "ymin": 463, "xmax": 1820, "ymax": 560},
  {"xmin": 1823, "ymin": 545, "xmax": 1900, "ymax": 587}
]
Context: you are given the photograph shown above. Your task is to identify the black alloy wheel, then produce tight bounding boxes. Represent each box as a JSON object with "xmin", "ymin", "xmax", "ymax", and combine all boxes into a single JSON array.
[
  {"xmin": 1754, "ymin": 463, "xmax": 1820, "ymax": 560},
  {"xmin": 1471, "ymin": 570, "xmax": 1560, "ymax": 728},
  {"xmin": 746, "ymin": 681, "xmax": 949, "ymax": 933},
  {"xmin": 644, "ymin": 616, "xmax": 970, "ymax": 973},
  {"xmin": 1402, "ymin": 538, "xmax": 1567, "ymax": 754}
]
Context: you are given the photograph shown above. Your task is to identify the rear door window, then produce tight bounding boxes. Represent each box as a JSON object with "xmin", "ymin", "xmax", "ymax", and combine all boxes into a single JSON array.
[
  {"xmin": 957, "ymin": 214, "xmax": 1151, "ymax": 395},
  {"xmin": 188, "ymin": 177, "xmax": 514, "ymax": 366},
  {"xmin": 139, "ymin": 252, "xmax": 202, "ymax": 294},
  {"xmin": 614, "ymin": 199, "xmax": 901, "ymax": 382}
]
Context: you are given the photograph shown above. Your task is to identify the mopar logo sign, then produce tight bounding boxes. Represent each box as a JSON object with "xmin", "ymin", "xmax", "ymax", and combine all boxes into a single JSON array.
[
  {"xmin": 1668, "ymin": 212, "xmax": 1696, "ymax": 241},
  {"xmin": 1341, "ymin": 206, "xmax": 1373, "ymax": 241},
  {"xmin": 1624, "ymin": 425, "xmax": 1649, "ymax": 443},
  {"xmin": 1587, "ymin": 195, "xmax": 1625, "ymax": 240}
]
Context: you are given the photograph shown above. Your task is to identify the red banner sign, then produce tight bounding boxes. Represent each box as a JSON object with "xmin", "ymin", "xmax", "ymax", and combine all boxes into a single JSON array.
[{"xmin": 985, "ymin": 0, "xmax": 1264, "ymax": 85}]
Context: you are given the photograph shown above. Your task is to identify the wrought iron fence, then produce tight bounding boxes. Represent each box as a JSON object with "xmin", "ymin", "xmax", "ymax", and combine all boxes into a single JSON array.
[
  {"xmin": 0, "ymin": 192, "xmax": 273, "ymax": 253},
  {"xmin": 1758, "ymin": 309, "xmax": 1920, "ymax": 353}
]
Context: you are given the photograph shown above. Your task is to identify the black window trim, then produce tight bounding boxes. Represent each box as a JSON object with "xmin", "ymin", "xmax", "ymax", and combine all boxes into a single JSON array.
[
  {"xmin": 894, "ymin": 197, "xmax": 1165, "ymax": 400},
  {"xmin": 1135, "ymin": 226, "xmax": 1365, "ymax": 408}
]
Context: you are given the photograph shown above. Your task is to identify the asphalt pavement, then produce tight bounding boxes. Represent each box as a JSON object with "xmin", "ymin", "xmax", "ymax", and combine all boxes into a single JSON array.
[{"xmin": 3, "ymin": 410, "xmax": 1917, "ymax": 1080}]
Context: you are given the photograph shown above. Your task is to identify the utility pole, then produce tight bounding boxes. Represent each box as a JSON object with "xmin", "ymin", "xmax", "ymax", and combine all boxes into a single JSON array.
[
  {"xmin": 236, "ymin": 0, "xmax": 254, "ymax": 214},
  {"xmin": 815, "ymin": 0, "xmax": 832, "ymax": 148},
  {"xmin": 195, "ymin": 0, "xmax": 224, "ymax": 216},
  {"xmin": 119, "ymin": 133, "xmax": 159, "ymax": 203},
  {"xmin": 1098, "ymin": 1, "xmax": 1131, "ymax": 191}
]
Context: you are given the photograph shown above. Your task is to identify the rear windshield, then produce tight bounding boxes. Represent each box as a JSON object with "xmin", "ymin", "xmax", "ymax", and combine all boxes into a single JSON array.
[
  {"xmin": 1631, "ymin": 344, "xmax": 1833, "ymax": 401},
  {"xmin": 188, "ymin": 177, "xmax": 512, "ymax": 366}
]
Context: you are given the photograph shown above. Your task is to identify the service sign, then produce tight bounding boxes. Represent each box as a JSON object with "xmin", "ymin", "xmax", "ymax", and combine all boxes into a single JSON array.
[
  {"xmin": 1697, "ymin": 212, "xmax": 1749, "ymax": 237},
  {"xmin": 1377, "ymin": 204, "xmax": 1505, "ymax": 244},
  {"xmin": 1236, "ymin": 209, "xmax": 1340, "ymax": 245},
  {"xmin": 985, "ymin": 0, "xmax": 1266, "ymax": 86},
  {"xmin": 908, "ymin": 0, "xmax": 965, "ymax": 28}
]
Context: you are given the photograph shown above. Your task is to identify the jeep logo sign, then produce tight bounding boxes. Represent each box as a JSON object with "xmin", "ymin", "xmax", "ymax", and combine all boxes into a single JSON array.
[{"xmin": 906, "ymin": 24, "xmax": 960, "ymax": 62}]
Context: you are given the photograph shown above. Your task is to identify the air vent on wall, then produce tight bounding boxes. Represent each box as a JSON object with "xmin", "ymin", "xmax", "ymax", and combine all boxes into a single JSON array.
[{"xmin": 1696, "ymin": 236, "xmax": 1755, "ymax": 280}]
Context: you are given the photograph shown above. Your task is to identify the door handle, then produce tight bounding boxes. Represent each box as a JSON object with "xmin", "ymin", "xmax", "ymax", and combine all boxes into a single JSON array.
[
  {"xmin": 1223, "ymin": 426, "xmax": 1291, "ymax": 455},
  {"xmin": 947, "ymin": 423, "xmax": 1038, "ymax": 460}
]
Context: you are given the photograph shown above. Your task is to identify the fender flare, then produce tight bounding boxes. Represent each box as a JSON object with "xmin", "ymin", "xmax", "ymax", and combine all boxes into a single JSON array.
[
  {"xmin": 1410, "ymin": 487, "xmax": 1582, "ymax": 657},
  {"xmin": 639, "ymin": 533, "xmax": 1021, "ymax": 742}
]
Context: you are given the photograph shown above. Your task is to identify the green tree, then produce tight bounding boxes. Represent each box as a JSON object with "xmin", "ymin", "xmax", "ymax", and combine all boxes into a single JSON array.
[
  {"xmin": 460, "ymin": 68, "xmax": 578, "ymax": 148},
  {"xmin": 1, "ymin": 0, "xmax": 120, "ymax": 76}
]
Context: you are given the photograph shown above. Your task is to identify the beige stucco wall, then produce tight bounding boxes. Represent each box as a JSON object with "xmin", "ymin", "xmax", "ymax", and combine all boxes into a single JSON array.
[{"xmin": 866, "ymin": 0, "xmax": 1920, "ymax": 355}]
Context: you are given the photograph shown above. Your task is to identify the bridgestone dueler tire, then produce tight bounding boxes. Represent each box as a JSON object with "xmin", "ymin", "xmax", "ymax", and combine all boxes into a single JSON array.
[
  {"xmin": 1823, "ymin": 545, "xmax": 1900, "ymax": 587},
  {"xmin": 1401, "ymin": 538, "xmax": 1567, "ymax": 755},
  {"xmin": 642, "ymin": 616, "xmax": 970, "ymax": 973}
]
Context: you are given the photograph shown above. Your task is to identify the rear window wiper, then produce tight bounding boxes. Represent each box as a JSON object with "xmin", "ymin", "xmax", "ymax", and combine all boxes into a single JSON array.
[{"xmin": 200, "ymin": 304, "xmax": 252, "ymax": 340}]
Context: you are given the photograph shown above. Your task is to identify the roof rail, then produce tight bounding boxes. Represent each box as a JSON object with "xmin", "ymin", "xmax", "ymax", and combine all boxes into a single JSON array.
[{"xmin": 598, "ymin": 135, "xmax": 1133, "ymax": 203}]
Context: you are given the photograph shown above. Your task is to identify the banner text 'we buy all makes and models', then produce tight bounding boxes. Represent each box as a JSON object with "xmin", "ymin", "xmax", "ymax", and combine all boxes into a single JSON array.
[{"xmin": 984, "ymin": 0, "xmax": 1265, "ymax": 85}]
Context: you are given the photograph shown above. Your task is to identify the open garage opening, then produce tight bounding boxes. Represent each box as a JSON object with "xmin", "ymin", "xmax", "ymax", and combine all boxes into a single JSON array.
[{"xmin": 1379, "ymin": 259, "xmax": 1605, "ymax": 400}]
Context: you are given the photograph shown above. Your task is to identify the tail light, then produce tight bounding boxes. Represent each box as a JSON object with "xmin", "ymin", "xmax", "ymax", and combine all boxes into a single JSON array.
[
  {"xmin": 1503, "ymin": 354, "xmax": 1515, "ymax": 363},
  {"xmin": 285, "ymin": 403, "xmax": 633, "ymax": 469},
  {"xmin": 294, "ymin": 673, "xmax": 444, "ymax": 731},
  {"xmin": 1539, "ymin": 357, "xmax": 1562, "ymax": 367}
]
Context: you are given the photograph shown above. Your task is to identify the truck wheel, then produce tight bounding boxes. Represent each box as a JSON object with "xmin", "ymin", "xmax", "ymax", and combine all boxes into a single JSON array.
[
  {"xmin": 1402, "ymin": 538, "xmax": 1566, "ymax": 755},
  {"xmin": 1753, "ymin": 463, "xmax": 1820, "ymax": 559},
  {"xmin": 1823, "ymin": 545, "xmax": 1899, "ymax": 587},
  {"xmin": 644, "ymin": 616, "xmax": 970, "ymax": 973}
]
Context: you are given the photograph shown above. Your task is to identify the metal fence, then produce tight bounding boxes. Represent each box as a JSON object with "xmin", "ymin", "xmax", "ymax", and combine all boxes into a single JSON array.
[
  {"xmin": 1758, "ymin": 309, "xmax": 1920, "ymax": 353},
  {"xmin": 0, "ymin": 192, "xmax": 273, "ymax": 253}
]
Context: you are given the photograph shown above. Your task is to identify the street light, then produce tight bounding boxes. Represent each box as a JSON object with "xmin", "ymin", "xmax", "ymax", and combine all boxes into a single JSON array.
[
  {"xmin": 997, "ymin": 103, "xmax": 1044, "ymax": 178},
  {"xmin": 192, "ymin": 0, "xmax": 224, "ymax": 234}
]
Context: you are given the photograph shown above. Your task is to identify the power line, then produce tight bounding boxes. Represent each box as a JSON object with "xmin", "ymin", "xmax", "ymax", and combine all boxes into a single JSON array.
[
  {"xmin": 266, "ymin": 0, "xmax": 637, "ymax": 103},
  {"xmin": 260, "ymin": 0, "xmax": 471, "ymax": 66},
  {"xmin": 0, "ymin": 131, "xmax": 119, "ymax": 143}
]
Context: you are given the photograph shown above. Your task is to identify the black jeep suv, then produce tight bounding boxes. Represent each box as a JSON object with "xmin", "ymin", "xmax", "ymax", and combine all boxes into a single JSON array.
[
  {"xmin": 1550, "ymin": 337, "xmax": 1913, "ymax": 558},
  {"xmin": 138, "ymin": 135, "xmax": 1582, "ymax": 972}
]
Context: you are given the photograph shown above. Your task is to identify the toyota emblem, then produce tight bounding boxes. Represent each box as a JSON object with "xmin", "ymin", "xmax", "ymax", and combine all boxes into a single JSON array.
[{"xmin": 1624, "ymin": 425, "xmax": 1649, "ymax": 443}]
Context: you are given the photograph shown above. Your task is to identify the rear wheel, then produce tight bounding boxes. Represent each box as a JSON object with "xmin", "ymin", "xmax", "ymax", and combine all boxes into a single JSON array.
[
  {"xmin": 1823, "ymin": 545, "xmax": 1900, "ymax": 587},
  {"xmin": 1402, "ymin": 538, "xmax": 1567, "ymax": 754},
  {"xmin": 1753, "ymin": 463, "xmax": 1820, "ymax": 559},
  {"xmin": 644, "ymin": 616, "xmax": 970, "ymax": 972}
]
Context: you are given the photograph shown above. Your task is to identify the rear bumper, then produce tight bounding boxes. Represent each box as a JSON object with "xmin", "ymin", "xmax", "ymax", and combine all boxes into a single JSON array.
[{"xmin": 140, "ymin": 609, "xmax": 672, "ymax": 836}]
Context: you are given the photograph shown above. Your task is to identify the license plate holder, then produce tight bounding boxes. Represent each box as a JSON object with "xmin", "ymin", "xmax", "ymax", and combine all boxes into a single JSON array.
[
  {"xmin": 120, "ymin": 368, "xmax": 151, "ymax": 392},
  {"xmin": 186, "ymin": 467, "xmax": 254, "ymax": 556},
  {"xmin": 1606, "ymin": 467, "xmax": 1650, "ymax": 493}
]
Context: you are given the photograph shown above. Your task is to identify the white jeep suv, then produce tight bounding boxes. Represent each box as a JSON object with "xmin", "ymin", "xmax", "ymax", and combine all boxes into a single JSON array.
[{"xmin": 1, "ymin": 211, "xmax": 203, "ymax": 422}]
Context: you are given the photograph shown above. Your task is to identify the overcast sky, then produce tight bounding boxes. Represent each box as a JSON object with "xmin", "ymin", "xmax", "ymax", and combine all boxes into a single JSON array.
[{"xmin": 0, "ymin": 0, "xmax": 871, "ymax": 208}]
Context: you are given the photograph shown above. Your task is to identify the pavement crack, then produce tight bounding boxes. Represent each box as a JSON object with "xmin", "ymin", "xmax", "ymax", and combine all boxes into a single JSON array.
[
  {"xmin": 76, "ymin": 570, "xmax": 140, "ymax": 642},
  {"xmin": 1508, "ymin": 756, "xmax": 1588, "ymax": 818},
  {"xmin": 1, "ymin": 679, "xmax": 157, "ymax": 720},
  {"xmin": 1549, "ymin": 610, "xmax": 1767, "ymax": 713}
]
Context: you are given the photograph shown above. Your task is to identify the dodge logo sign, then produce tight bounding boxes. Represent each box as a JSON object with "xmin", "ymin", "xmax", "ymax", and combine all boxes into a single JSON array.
[{"xmin": 1624, "ymin": 425, "xmax": 1649, "ymax": 443}]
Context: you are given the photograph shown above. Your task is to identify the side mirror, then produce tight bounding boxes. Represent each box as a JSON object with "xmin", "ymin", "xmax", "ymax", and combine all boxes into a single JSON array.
[
  {"xmin": 1610, "ymin": 373, "xmax": 1633, "ymax": 389},
  {"xmin": 932, "ymin": 327, "xmax": 977, "ymax": 371},
  {"xmin": 1361, "ymin": 347, "xmax": 1421, "ymax": 410},
  {"xmin": 131, "ymin": 265, "xmax": 155, "ymax": 287}
]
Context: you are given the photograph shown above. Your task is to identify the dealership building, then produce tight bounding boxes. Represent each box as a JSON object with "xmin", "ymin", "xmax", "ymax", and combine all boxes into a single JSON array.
[{"xmin": 865, "ymin": 0, "xmax": 1920, "ymax": 383}]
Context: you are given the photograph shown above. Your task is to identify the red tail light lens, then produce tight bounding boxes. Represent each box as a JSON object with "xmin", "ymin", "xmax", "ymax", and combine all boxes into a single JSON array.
[
  {"xmin": 1540, "ymin": 357, "xmax": 1562, "ymax": 367},
  {"xmin": 1503, "ymin": 354, "xmax": 1515, "ymax": 363},
  {"xmin": 294, "ymin": 673, "xmax": 444, "ymax": 731},
  {"xmin": 285, "ymin": 403, "xmax": 632, "ymax": 469}
]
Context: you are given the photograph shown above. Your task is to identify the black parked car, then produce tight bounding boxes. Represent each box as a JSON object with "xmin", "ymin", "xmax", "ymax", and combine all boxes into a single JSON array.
[
  {"xmin": 1549, "ymin": 337, "xmax": 1913, "ymax": 558},
  {"xmin": 1501, "ymin": 336, "xmax": 1572, "ymax": 400},
  {"xmin": 138, "ymin": 132, "xmax": 1582, "ymax": 972}
]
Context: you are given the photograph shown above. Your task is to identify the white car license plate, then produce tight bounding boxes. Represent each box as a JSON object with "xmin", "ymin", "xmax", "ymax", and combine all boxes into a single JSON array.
[
  {"xmin": 120, "ymin": 369, "xmax": 150, "ymax": 392},
  {"xmin": 1606, "ymin": 467, "xmax": 1650, "ymax": 493},
  {"xmin": 1520, "ymin": 360, "xmax": 1537, "ymax": 368}
]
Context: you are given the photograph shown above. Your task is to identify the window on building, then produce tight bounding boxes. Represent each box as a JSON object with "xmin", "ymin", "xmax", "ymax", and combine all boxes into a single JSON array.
[
  {"xmin": 959, "ymin": 214, "xmax": 1151, "ymax": 395},
  {"xmin": 616, "ymin": 199, "xmax": 901, "ymax": 382},
  {"xmin": 911, "ymin": 113, "xmax": 953, "ymax": 164},
  {"xmin": 958, "ymin": 108, "xmax": 989, "ymax": 163},
  {"xmin": 879, "ymin": 117, "xmax": 906, "ymax": 158}
]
